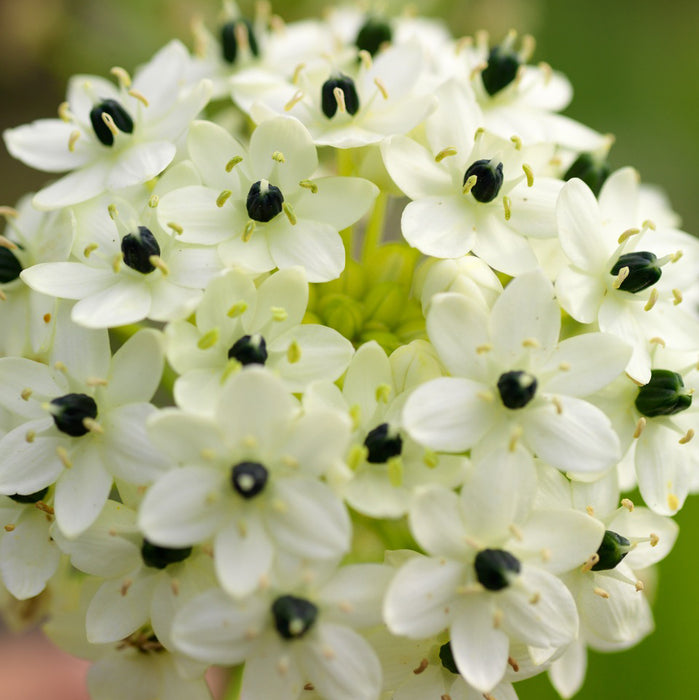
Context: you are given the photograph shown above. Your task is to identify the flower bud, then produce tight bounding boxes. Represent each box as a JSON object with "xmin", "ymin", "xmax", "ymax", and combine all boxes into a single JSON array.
[
  {"xmin": 363, "ymin": 281, "xmax": 408, "ymax": 326},
  {"xmin": 89, "ymin": 99, "xmax": 134, "ymax": 147},
  {"xmin": 463, "ymin": 159, "xmax": 504, "ymax": 203},
  {"xmin": 591, "ymin": 530, "xmax": 631, "ymax": 571},
  {"xmin": 635, "ymin": 369, "xmax": 692, "ymax": 417},
  {"xmin": 227, "ymin": 334, "xmax": 268, "ymax": 366},
  {"xmin": 609, "ymin": 251, "xmax": 662, "ymax": 293},
  {"xmin": 121, "ymin": 226, "xmax": 160, "ymax": 274},
  {"xmin": 497, "ymin": 370, "xmax": 537, "ymax": 409},
  {"xmin": 563, "ymin": 153, "xmax": 610, "ymax": 197},
  {"xmin": 474, "ymin": 548, "xmax": 521, "ymax": 591},
  {"xmin": 271, "ymin": 595, "xmax": 318, "ymax": 640},
  {"xmin": 246, "ymin": 180, "xmax": 284, "ymax": 222},
  {"xmin": 318, "ymin": 294, "xmax": 364, "ymax": 341},
  {"xmin": 321, "ymin": 75, "xmax": 360, "ymax": 119},
  {"xmin": 49, "ymin": 393, "xmax": 98, "ymax": 437}
]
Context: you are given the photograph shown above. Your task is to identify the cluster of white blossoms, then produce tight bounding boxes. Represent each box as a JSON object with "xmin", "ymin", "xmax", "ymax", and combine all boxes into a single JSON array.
[{"xmin": 1, "ymin": 2, "xmax": 697, "ymax": 699}]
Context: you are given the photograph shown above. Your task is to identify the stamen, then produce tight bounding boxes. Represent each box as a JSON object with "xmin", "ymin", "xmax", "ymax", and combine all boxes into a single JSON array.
[
  {"xmin": 423, "ymin": 449, "xmax": 438, "ymax": 468},
  {"xmin": 455, "ymin": 36, "xmax": 472, "ymax": 54},
  {"xmin": 120, "ymin": 579, "xmax": 132, "ymax": 596},
  {"xmin": 227, "ymin": 301, "xmax": 248, "ymax": 317},
  {"xmin": 0, "ymin": 235, "xmax": 17, "ymax": 249},
  {"xmin": 635, "ymin": 580, "xmax": 645, "ymax": 592},
  {"xmin": 112, "ymin": 253, "xmax": 123, "ymax": 273},
  {"xmin": 108, "ymin": 204, "xmax": 119, "ymax": 220},
  {"xmin": 4, "ymin": 525, "xmax": 14, "ymax": 532},
  {"xmin": 284, "ymin": 90, "xmax": 304, "ymax": 111},
  {"xmin": 20, "ymin": 388, "xmax": 32, "ymax": 401},
  {"xmin": 148, "ymin": 195, "xmax": 159, "ymax": 208},
  {"xmin": 0, "ymin": 206, "xmax": 19, "ymax": 218},
  {"xmin": 234, "ymin": 21, "xmax": 250, "ymax": 53},
  {"xmin": 56, "ymin": 446, "xmax": 72, "ymax": 469},
  {"xmin": 650, "ymin": 533, "xmax": 660, "ymax": 546},
  {"xmin": 508, "ymin": 524, "xmax": 523, "ymax": 541},
  {"xmin": 286, "ymin": 341, "xmax": 302, "ymax": 364},
  {"xmin": 667, "ymin": 493, "xmax": 679, "ymax": 511},
  {"xmin": 672, "ymin": 288, "xmax": 683, "ymax": 305},
  {"xmin": 581, "ymin": 553, "xmax": 600, "ymax": 573},
  {"xmin": 282, "ymin": 202, "xmax": 297, "ymax": 225},
  {"xmin": 292, "ymin": 63, "xmax": 305, "ymax": 84},
  {"xmin": 358, "ymin": 50, "xmax": 372, "ymax": 69},
  {"xmin": 462, "ymin": 174, "xmax": 478, "ymax": 194},
  {"xmin": 508, "ymin": 425, "xmax": 523, "ymax": 452},
  {"xmin": 586, "ymin": 505, "xmax": 595, "ymax": 516},
  {"xmin": 649, "ymin": 336, "xmax": 666, "ymax": 347},
  {"xmin": 679, "ymin": 429, "xmax": 694, "ymax": 445},
  {"xmin": 167, "ymin": 222, "xmax": 183, "ymax": 235},
  {"xmin": 477, "ymin": 390, "xmax": 495, "ymax": 401},
  {"xmin": 149, "ymin": 256, "xmax": 169, "ymax": 275},
  {"xmin": 593, "ymin": 587, "xmax": 610, "ymax": 599},
  {"xmin": 225, "ymin": 156, "xmax": 243, "ymax": 172},
  {"xmin": 551, "ymin": 397, "xmax": 563, "ymax": 414},
  {"xmin": 68, "ymin": 130, "xmax": 80, "ymax": 152},
  {"xmin": 197, "ymin": 328, "xmax": 220, "ymax": 350},
  {"xmin": 522, "ymin": 337, "xmax": 539, "ymax": 348},
  {"xmin": 621, "ymin": 498, "xmax": 634, "ymax": 511},
  {"xmin": 82, "ymin": 417, "xmax": 103, "ymax": 434},
  {"xmin": 508, "ymin": 656, "xmax": 521, "ymax": 672},
  {"xmin": 58, "ymin": 101, "xmax": 72, "ymax": 121},
  {"xmin": 435, "ymin": 146, "xmax": 458, "ymax": 162},
  {"xmin": 643, "ymin": 288, "xmax": 659, "ymax": 311},
  {"xmin": 558, "ymin": 362, "xmax": 571, "ymax": 371},
  {"xmin": 476, "ymin": 343, "xmax": 492, "ymax": 354},
  {"xmin": 271, "ymin": 306, "xmax": 288, "ymax": 321},
  {"xmin": 299, "ymin": 179, "xmax": 318, "ymax": 193},
  {"xmin": 25, "ymin": 430, "xmax": 35, "ymax": 443},
  {"xmin": 374, "ymin": 77, "xmax": 389, "ymax": 99},
  {"xmin": 376, "ymin": 384, "xmax": 392, "ymax": 402},
  {"xmin": 510, "ymin": 135, "xmax": 522, "ymax": 150},
  {"xmin": 617, "ymin": 227, "xmax": 640, "ymax": 244},
  {"xmin": 521, "ymin": 34, "xmax": 536, "ymax": 61},
  {"xmin": 110, "ymin": 66, "xmax": 132, "ymax": 88},
  {"xmin": 633, "ymin": 417, "xmax": 646, "ymax": 438},
  {"xmin": 413, "ymin": 658, "xmax": 429, "ymax": 675},
  {"xmin": 538, "ymin": 61, "xmax": 553, "ymax": 84},
  {"xmin": 387, "ymin": 456, "xmax": 404, "ymax": 487},
  {"xmin": 503, "ymin": 195, "xmax": 512, "ymax": 220},
  {"xmin": 243, "ymin": 221, "xmax": 255, "ymax": 242},
  {"xmin": 522, "ymin": 163, "xmax": 534, "ymax": 186},
  {"xmin": 217, "ymin": 190, "xmax": 232, "ymax": 207},
  {"xmin": 128, "ymin": 89, "xmax": 149, "ymax": 107}
]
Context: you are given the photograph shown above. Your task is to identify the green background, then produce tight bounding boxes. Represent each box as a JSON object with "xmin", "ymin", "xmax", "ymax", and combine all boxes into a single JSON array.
[{"xmin": 0, "ymin": 1, "xmax": 697, "ymax": 697}]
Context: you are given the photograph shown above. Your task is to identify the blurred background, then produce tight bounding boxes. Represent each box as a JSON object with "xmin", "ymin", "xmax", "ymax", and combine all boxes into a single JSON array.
[{"xmin": 0, "ymin": 0, "xmax": 697, "ymax": 698}]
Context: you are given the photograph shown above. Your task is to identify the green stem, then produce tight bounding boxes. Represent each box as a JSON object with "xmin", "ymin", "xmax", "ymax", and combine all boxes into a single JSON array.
[
  {"xmin": 361, "ymin": 190, "xmax": 387, "ymax": 264},
  {"xmin": 222, "ymin": 663, "xmax": 245, "ymax": 700}
]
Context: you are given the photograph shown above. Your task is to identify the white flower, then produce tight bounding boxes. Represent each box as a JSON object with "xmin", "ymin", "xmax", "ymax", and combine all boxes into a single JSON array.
[
  {"xmin": 403, "ymin": 270, "xmax": 629, "ymax": 475},
  {"xmin": 381, "ymin": 80, "xmax": 562, "ymax": 275},
  {"xmin": 156, "ymin": 117, "xmax": 378, "ymax": 281},
  {"xmin": 3, "ymin": 41, "xmax": 211, "ymax": 210}
]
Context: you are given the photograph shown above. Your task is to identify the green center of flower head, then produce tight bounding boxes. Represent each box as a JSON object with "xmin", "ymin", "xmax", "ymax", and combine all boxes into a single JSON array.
[
  {"xmin": 227, "ymin": 334, "xmax": 268, "ymax": 365},
  {"xmin": 141, "ymin": 538, "xmax": 192, "ymax": 570},
  {"xmin": 564, "ymin": 152, "xmax": 611, "ymax": 197},
  {"xmin": 246, "ymin": 180, "xmax": 284, "ymax": 222},
  {"xmin": 271, "ymin": 595, "xmax": 318, "ymax": 640},
  {"xmin": 121, "ymin": 226, "xmax": 161, "ymax": 274},
  {"xmin": 609, "ymin": 251, "xmax": 662, "ymax": 293},
  {"xmin": 439, "ymin": 641, "xmax": 459, "ymax": 675},
  {"xmin": 355, "ymin": 16, "xmax": 392, "ymax": 56},
  {"xmin": 364, "ymin": 423, "xmax": 403, "ymax": 463},
  {"xmin": 321, "ymin": 74, "xmax": 360, "ymax": 119},
  {"xmin": 89, "ymin": 99, "xmax": 134, "ymax": 147},
  {"xmin": 230, "ymin": 461, "xmax": 269, "ymax": 499},
  {"xmin": 635, "ymin": 369, "xmax": 692, "ymax": 417},
  {"xmin": 474, "ymin": 548, "xmax": 522, "ymax": 591},
  {"xmin": 481, "ymin": 44, "xmax": 521, "ymax": 96},
  {"xmin": 592, "ymin": 530, "xmax": 631, "ymax": 571},
  {"xmin": 221, "ymin": 18, "xmax": 259, "ymax": 64},
  {"xmin": 9, "ymin": 486, "xmax": 49, "ymax": 504},
  {"xmin": 0, "ymin": 246, "xmax": 23, "ymax": 284},
  {"xmin": 463, "ymin": 159, "xmax": 504, "ymax": 203},
  {"xmin": 497, "ymin": 370, "xmax": 537, "ymax": 409},
  {"xmin": 49, "ymin": 393, "xmax": 98, "ymax": 437}
]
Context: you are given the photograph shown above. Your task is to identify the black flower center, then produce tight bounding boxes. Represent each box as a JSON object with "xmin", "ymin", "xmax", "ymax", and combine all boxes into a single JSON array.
[
  {"xmin": 474, "ymin": 548, "xmax": 521, "ymax": 591},
  {"xmin": 497, "ymin": 370, "xmax": 537, "ymax": 409},
  {"xmin": 246, "ymin": 180, "xmax": 284, "ymax": 222},
  {"xmin": 481, "ymin": 45, "xmax": 520, "ymax": 96},
  {"xmin": 141, "ymin": 539, "xmax": 192, "ymax": 569},
  {"xmin": 227, "ymin": 334, "xmax": 268, "ymax": 366},
  {"xmin": 363, "ymin": 423, "xmax": 403, "ymax": 463},
  {"xmin": 635, "ymin": 369, "xmax": 692, "ymax": 417},
  {"xmin": 591, "ymin": 530, "xmax": 631, "ymax": 571},
  {"xmin": 231, "ymin": 461, "xmax": 268, "ymax": 499},
  {"xmin": 9, "ymin": 486, "xmax": 49, "ymax": 504},
  {"xmin": 221, "ymin": 18, "xmax": 259, "ymax": 64},
  {"xmin": 563, "ymin": 152, "xmax": 610, "ymax": 197},
  {"xmin": 271, "ymin": 595, "xmax": 318, "ymax": 640},
  {"xmin": 609, "ymin": 251, "xmax": 662, "ymax": 293},
  {"xmin": 121, "ymin": 226, "xmax": 161, "ymax": 274},
  {"xmin": 355, "ymin": 17, "xmax": 392, "ymax": 56},
  {"xmin": 89, "ymin": 99, "xmax": 134, "ymax": 147},
  {"xmin": 321, "ymin": 74, "xmax": 360, "ymax": 119},
  {"xmin": 463, "ymin": 159, "xmax": 504, "ymax": 203},
  {"xmin": 0, "ymin": 246, "xmax": 23, "ymax": 284},
  {"xmin": 50, "ymin": 393, "xmax": 98, "ymax": 437}
]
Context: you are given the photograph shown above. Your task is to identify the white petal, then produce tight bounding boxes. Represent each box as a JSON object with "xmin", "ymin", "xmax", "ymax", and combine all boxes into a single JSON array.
[
  {"xmin": 296, "ymin": 176, "xmax": 378, "ymax": 230},
  {"xmin": 0, "ymin": 423, "xmax": 62, "ymax": 494},
  {"xmin": 507, "ymin": 177, "xmax": 562, "ymax": 238},
  {"xmin": 147, "ymin": 409, "xmax": 226, "ymax": 463},
  {"xmin": 106, "ymin": 141, "xmax": 176, "ymax": 190},
  {"xmin": 471, "ymin": 213, "xmax": 539, "ymax": 275},
  {"xmin": 549, "ymin": 640, "xmax": 587, "ymax": 700},
  {"xmin": 71, "ymin": 278, "xmax": 153, "ymax": 328},
  {"xmin": 32, "ymin": 161, "xmax": 110, "ymax": 209},
  {"xmin": 187, "ymin": 120, "xmax": 247, "ymax": 191},
  {"xmin": 21, "ymin": 262, "xmax": 113, "ymax": 299},
  {"xmin": 555, "ymin": 265, "xmax": 604, "ymax": 324},
  {"xmin": 0, "ymin": 358, "xmax": 63, "ymax": 418},
  {"xmin": 342, "ymin": 341, "xmax": 391, "ymax": 423}
]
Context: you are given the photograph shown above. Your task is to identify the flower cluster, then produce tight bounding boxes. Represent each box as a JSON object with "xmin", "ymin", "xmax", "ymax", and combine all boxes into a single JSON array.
[{"xmin": 1, "ymin": 3, "xmax": 697, "ymax": 700}]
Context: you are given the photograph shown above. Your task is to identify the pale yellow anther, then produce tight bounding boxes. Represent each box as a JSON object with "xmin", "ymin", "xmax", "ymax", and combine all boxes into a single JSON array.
[
  {"xmin": 508, "ymin": 524, "xmax": 524, "ymax": 541},
  {"xmin": 20, "ymin": 388, "xmax": 32, "ymax": 401},
  {"xmin": 121, "ymin": 579, "xmax": 133, "ymax": 596},
  {"xmin": 586, "ymin": 505, "xmax": 595, "ymax": 516},
  {"xmin": 633, "ymin": 417, "xmax": 646, "ymax": 439},
  {"xmin": 216, "ymin": 190, "xmax": 232, "ymax": 208},
  {"xmin": 649, "ymin": 336, "xmax": 666, "ymax": 347},
  {"xmin": 538, "ymin": 61, "xmax": 553, "ymax": 84},
  {"xmin": 387, "ymin": 456, "xmax": 404, "ymax": 487},
  {"xmin": 581, "ymin": 553, "xmax": 600, "ymax": 573},
  {"xmin": 171, "ymin": 579, "xmax": 180, "ymax": 596},
  {"xmin": 225, "ymin": 155, "xmax": 243, "ymax": 172},
  {"xmin": 283, "ymin": 202, "xmax": 297, "ymax": 225},
  {"xmin": 667, "ymin": 493, "xmax": 680, "ymax": 511},
  {"xmin": 284, "ymin": 90, "xmax": 305, "ymax": 111},
  {"xmin": 522, "ymin": 337, "xmax": 540, "ymax": 348},
  {"xmin": 0, "ymin": 236, "xmax": 15, "ymax": 252},
  {"xmin": 617, "ymin": 227, "xmax": 640, "ymax": 244},
  {"xmin": 423, "ymin": 449, "xmax": 438, "ymax": 468},
  {"xmin": 227, "ymin": 301, "xmax": 248, "ymax": 318},
  {"xmin": 635, "ymin": 580, "xmax": 645, "ymax": 592},
  {"xmin": 492, "ymin": 609, "xmax": 504, "ymax": 629},
  {"xmin": 148, "ymin": 194, "xmax": 159, "ymax": 208},
  {"xmin": 470, "ymin": 61, "xmax": 488, "ymax": 80},
  {"xmin": 648, "ymin": 532, "xmax": 660, "ymax": 547},
  {"xmin": 435, "ymin": 146, "xmax": 458, "ymax": 162},
  {"xmin": 243, "ymin": 220, "xmax": 256, "ymax": 242},
  {"xmin": 593, "ymin": 587, "xmax": 610, "ymax": 599},
  {"xmin": 455, "ymin": 36, "xmax": 472, "ymax": 54},
  {"xmin": 56, "ymin": 446, "xmax": 72, "ymax": 469},
  {"xmin": 510, "ymin": 135, "xmax": 523, "ymax": 150},
  {"xmin": 551, "ymin": 397, "xmax": 563, "ymax": 414},
  {"xmin": 35, "ymin": 501, "xmax": 54, "ymax": 516},
  {"xmin": 82, "ymin": 417, "xmax": 103, "ymax": 434},
  {"xmin": 149, "ymin": 255, "xmax": 169, "ymax": 276},
  {"xmin": 612, "ymin": 266, "xmax": 630, "ymax": 289},
  {"xmin": 679, "ymin": 429, "xmax": 694, "ymax": 445},
  {"xmin": 521, "ymin": 33, "xmax": 536, "ymax": 61},
  {"xmin": 271, "ymin": 306, "xmax": 288, "ymax": 322},
  {"xmin": 272, "ymin": 150, "xmax": 285, "ymax": 163},
  {"xmin": 243, "ymin": 434, "xmax": 258, "ymax": 449},
  {"xmin": 200, "ymin": 448, "xmax": 216, "ymax": 461},
  {"xmin": 672, "ymin": 288, "xmax": 683, "ymax": 305},
  {"xmin": 58, "ymin": 101, "xmax": 72, "ymax": 122},
  {"xmin": 269, "ymin": 13, "xmax": 286, "ymax": 33},
  {"xmin": 358, "ymin": 49, "xmax": 372, "ymax": 69},
  {"xmin": 110, "ymin": 66, "xmax": 132, "ymax": 88},
  {"xmin": 291, "ymin": 63, "xmax": 305, "ymax": 84},
  {"xmin": 540, "ymin": 548, "xmax": 552, "ymax": 562},
  {"xmin": 348, "ymin": 444, "xmax": 368, "ymax": 471},
  {"xmin": 197, "ymin": 328, "xmax": 220, "ymax": 350},
  {"xmin": 508, "ymin": 425, "xmax": 524, "ymax": 452},
  {"xmin": 474, "ymin": 127, "xmax": 485, "ymax": 141},
  {"xmin": 108, "ymin": 204, "xmax": 119, "ymax": 220},
  {"xmin": 128, "ymin": 89, "xmax": 149, "ymax": 107},
  {"xmin": 286, "ymin": 340, "xmax": 302, "ymax": 364},
  {"xmin": 0, "ymin": 289, "xmax": 6, "ymax": 301},
  {"xmin": 349, "ymin": 405, "xmax": 362, "ymax": 432},
  {"xmin": 374, "ymin": 77, "xmax": 389, "ymax": 99},
  {"xmin": 462, "ymin": 174, "xmax": 478, "ymax": 194},
  {"xmin": 167, "ymin": 222, "xmax": 183, "ymax": 235},
  {"xmin": 621, "ymin": 498, "xmax": 635, "ymax": 512},
  {"xmin": 54, "ymin": 361, "xmax": 68, "ymax": 372},
  {"xmin": 299, "ymin": 179, "xmax": 318, "ymax": 193},
  {"xmin": 4, "ymin": 524, "xmax": 15, "ymax": 532},
  {"xmin": 503, "ymin": 196, "xmax": 512, "ymax": 221},
  {"xmin": 412, "ymin": 658, "xmax": 429, "ymax": 675},
  {"xmin": 101, "ymin": 112, "xmax": 120, "ymax": 137},
  {"xmin": 476, "ymin": 343, "xmax": 492, "ymax": 354},
  {"xmin": 476, "ymin": 390, "xmax": 495, "ymax": 401},
  {"xmin": 25, "ymin": 430, "xmax": 35, "ymax": 443},
  {"xmin": 670, "ymin": 250, "xmax": 683, "ymax": 263},
  {"xmin": 112, "ymin": 252, "xmax": 123, "ymax": 273},
  {"xmin": 522, "ymin": 163, "xmax": 534, "ymax": 187},
  {"xmin": 281, "ymin": 455, "xmax": 299, "ymax": 469},
  {"xmin": 642, "ymin": 218, "xmax": 656, "ymax": 231},
  {"xmin": 85, "ymin": 377, "xmax": 108, "ymax": 388},
  {"xmin": 234, "ymin": 21, "xmax": 250, "ymax": 52},
  {"xmin": 333, "ymin": 86, "xmax": 347, "ymax": 113},
  {"xmin": 68, "ymin": 130, "xmax": 81, "ymax": 152},
  {"xmin": 644, "ymin": 288, "xmax": 659, "ymax": 311},
  {"xmin": 558, "ymin": 362, "xmax": 571, "ymax": 371},
  {"xmin": 376, "ymin": 383, "xmax": 392, "ymax": 403}
]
